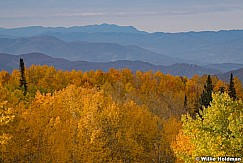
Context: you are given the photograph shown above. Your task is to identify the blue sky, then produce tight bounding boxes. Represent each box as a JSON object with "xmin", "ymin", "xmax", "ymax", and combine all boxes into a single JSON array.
[{"xmin": 1, "ymin": 0, "xmax": 243, "ymax": 32}]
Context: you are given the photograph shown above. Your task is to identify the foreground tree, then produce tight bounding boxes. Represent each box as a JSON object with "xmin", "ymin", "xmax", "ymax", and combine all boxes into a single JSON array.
[{"xmin": 172, "ymin": 93, "xmax": 243, "ymax": 162}]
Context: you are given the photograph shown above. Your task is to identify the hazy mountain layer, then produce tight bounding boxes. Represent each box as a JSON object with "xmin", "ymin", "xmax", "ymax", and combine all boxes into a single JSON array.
[
  {"xmin": 203, "ymin": 63, "xmax": 243, "ymax": 73},
  {"xmin": 0, "ymin": 36, "xmax": 186, "ymax": 65},
  {"xmin": 0, "ymin": 52, "xmax": 223, "ymax": 79},
  {"xmin": 217, "ymin": 68, "xmax": 243, "ymax": 83},
  {"xmin": 1, "ymin": 24, "xmax": 243, "ymax": 65},
  {"xmin": 48, "ymin": 30, "xmax": 243, "ymax": 65},
  {"xmin": 0, "ymin": 24, "xmax": 143, "ymax": 37}
]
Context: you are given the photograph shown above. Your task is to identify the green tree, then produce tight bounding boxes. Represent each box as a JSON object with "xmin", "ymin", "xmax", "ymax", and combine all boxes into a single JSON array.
[
  {"xmin": 219, "ymin": 86, "xmax": 225, "ymax": 94},
  {"xmin": 200, "ymin": 75, "xmax": 213, "ymax": 108},
  {"xmin": 19, "ymin": 58, "xmax": 27, "ymax": 95},
  {"xmin": 184, "ymin": 95, "xmax": 188, "ymax": 113},
  {"xmin": 196, "ymin": 75, "xmax": 213, "ymax": 118},
  {"xmin": 228, "ymin": 73, "xmax": 237, "ymax": 100},
  {"xmin": 173, "ymin": 93, "xmax": 243, "ymax": 162}
]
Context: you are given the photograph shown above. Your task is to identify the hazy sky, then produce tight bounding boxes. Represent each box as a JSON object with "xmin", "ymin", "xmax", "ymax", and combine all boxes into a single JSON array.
[{"xmin": 1, "ymin": 0, "xmax": 243, "ymax": 32}]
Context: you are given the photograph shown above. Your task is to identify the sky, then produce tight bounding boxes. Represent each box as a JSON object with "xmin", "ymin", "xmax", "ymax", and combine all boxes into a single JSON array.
[{"xmin": 1, "ymin": 0, "xmax": 243, "ymax": 32}]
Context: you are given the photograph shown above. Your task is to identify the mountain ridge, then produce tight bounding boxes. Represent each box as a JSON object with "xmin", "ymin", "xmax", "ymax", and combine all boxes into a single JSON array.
[
  {"xmin": 0, "ymin": 35, "xmax": 187, "ymax": 65},
  {"xmin": 0, "ymin": 24, "xmax": 144, "ymax": 37},
  {"xmin": 1, "ymin": 24, "xmax": 243, "ymax": 65},
  {"xmin": 0, "ymin": 52, "xmax": 224, "ymax": 79},
  {"xmin": 203, "ymin": 63, "xmax": 243, "ymax": 73},
  {"xmin": 217, "ymin": 68, "xmax": 243, "ymax": 83}
]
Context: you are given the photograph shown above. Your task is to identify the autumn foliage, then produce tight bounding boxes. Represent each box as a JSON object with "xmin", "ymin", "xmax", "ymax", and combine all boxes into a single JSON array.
[
  {"xmin": 172, "ymin": 93, "xmax": 243, "ymax": 162},
  {"xmin": 0, "ymin": 65, "xmax": 243, "ymax": 162}
]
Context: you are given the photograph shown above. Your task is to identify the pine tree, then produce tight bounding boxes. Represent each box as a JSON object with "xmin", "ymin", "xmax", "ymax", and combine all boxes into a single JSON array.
[
  {"xmin": 184, "ymin": 95, "xmax": 188, "ymax": 113},
  {"xmin": 219, "ymin": 86, "xmax": 225, "ymax": 94},
  {"xmin": 196, "ymin": 75, "xmax": 214, "ymax": 119},
  {"xmin": 200, "ymin": 75, "xmax": 213, "ymax": 108},
  {"xmin": 19, "ymin": 58, "xmax": 27, "ymax": 95},
  {"xmin": 228, "ymin": 73, "xmax": 237, "ymax": 100},
  {"xmin": 193, "ymin": 86, "xmax": 200, "ymax": 119}
]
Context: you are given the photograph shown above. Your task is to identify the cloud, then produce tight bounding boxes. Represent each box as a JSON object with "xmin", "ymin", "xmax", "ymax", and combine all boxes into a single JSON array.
[
  {"xmin": 54, "ymin": 12, "xmax": 105, "ymax": 17},
  {"xmin": 0, "ymin": 12, "xmax": 106, "ymax": 19}
]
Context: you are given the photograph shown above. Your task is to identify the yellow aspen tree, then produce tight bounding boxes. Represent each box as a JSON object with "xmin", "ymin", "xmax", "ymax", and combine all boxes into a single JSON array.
[
  {"xmin": 233, "ymin": 77, "xmax": 243, "ymax": 99},
  {"xmin": 0, "ymin": 101, "xmax": 15, "ymax": 161},
  {"xmin": 162, "ymin": 116, "xmax": 182, "ymax": 158},
  {"xmin": 173, "ymin": 93, "xmax": 243, "ymax": 162}
]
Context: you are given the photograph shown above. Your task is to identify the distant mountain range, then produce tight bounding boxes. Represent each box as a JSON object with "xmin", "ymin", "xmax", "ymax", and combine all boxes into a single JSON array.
[
  {"xmin": 0, "ymin": 24, "xmax": 144, "ymax": 37},
  {"xmin": 0, "ymin": 36, "xmax": 186, "ymax": 65},
  {"xmin": 1, "ymin": 24, "xmax": 243, "ymax": 65},
  {"xmin": 2, "ymin": 52, "xmax": 243, "ymax": 82},
  {"xmin": 204, "ymin": 63, "xmax": 243, "ymax": 73},
  {"xmin": 1, "ymin": 24, "xmax": 243, "ymax": 82}
]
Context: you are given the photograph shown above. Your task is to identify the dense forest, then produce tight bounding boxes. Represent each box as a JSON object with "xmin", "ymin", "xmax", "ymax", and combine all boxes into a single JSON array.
[{"xmin": 0, "ymin": 61, "xmax": 243, "ymax": 162}]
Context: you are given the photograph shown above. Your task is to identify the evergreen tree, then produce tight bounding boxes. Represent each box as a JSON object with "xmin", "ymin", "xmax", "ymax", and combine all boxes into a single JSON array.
[
  {"xmin": 200, "ymin": 75, "xmax": 213, "ymax": 108},
  {"xmin": 19, "ymin": 58, "xmax": 27, "ymax": 95},
  {"xmin": 228, "ymin": 73, "xmax": 237, "ymax": 100},
  {"xmin": 184, "ymin": 95, "xmax": 188, "ymax": 113},
  {"xmin": 192, "ymin": 86, "xmax": 201, "ymax": 119},
  {"xmin": 219, "ymin": 86, "xmax": 225, "ymax": 94},
  {"xmin": 196, "ymin": 75, "xmax": 213, "ymax": 119}
]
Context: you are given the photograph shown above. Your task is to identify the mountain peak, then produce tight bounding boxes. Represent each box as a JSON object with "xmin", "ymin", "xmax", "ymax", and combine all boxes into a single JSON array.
[
  {"xmin": 67, "ymin": 23, "xmax": 143, "ymax": 34},
  {"xmin": 0, "ymin": 24, "xmax": 144, "ymax": 37}
]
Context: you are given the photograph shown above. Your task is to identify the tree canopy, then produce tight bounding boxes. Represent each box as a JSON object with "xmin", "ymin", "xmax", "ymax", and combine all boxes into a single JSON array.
[
  {"xmin": 172, "ymin": 93, "xmax": 243, "ymax": 162},
  {"xmin": 0, "ymin": 65, "xmax": 243, "ymax": 162}
]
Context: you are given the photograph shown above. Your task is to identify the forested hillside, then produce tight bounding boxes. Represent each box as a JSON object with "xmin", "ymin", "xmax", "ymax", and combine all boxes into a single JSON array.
[{"xmin": 1, "ymin": 64, "xmax": 243, "ymax": 162}]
